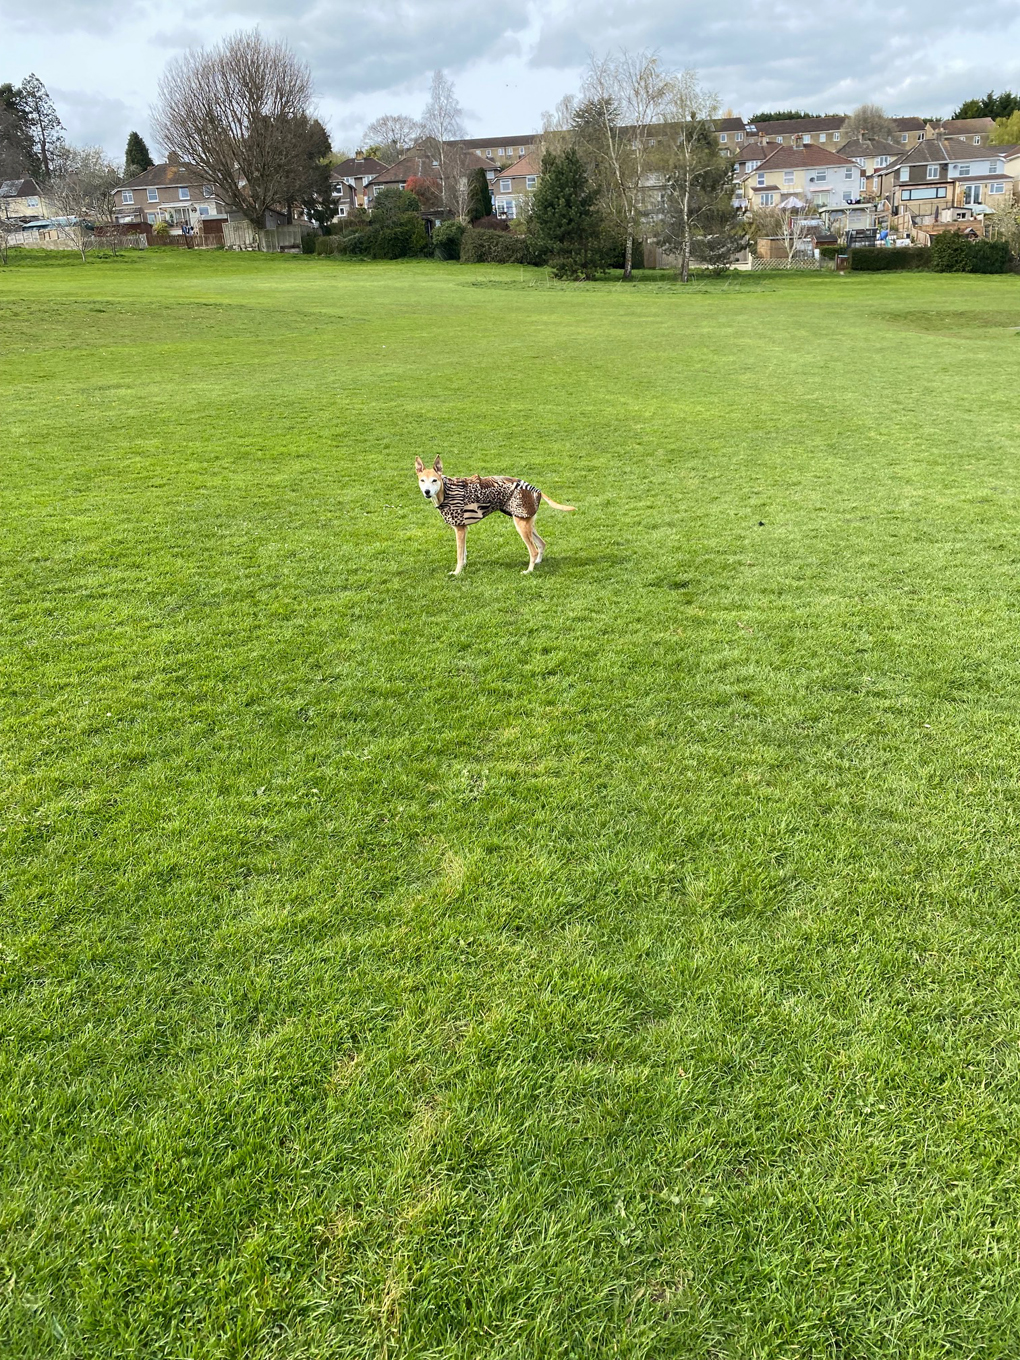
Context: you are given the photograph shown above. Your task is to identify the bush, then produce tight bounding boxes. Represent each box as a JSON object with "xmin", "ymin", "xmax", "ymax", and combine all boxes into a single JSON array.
[
  {"xmin": 930, "ymin": 233, "xmax": 1012, "ymax": 273},
  {"xmin": 471, "ymin": 215, "xmax": 510, "ymax": 232},
  {"xmin": 929, "ymin": 233, "xmax": 972, "ymax": 272},
  {"xmin": 314, "ymin": 235, "xmax": 335, "ymax": 255},
  {"xmin": 432, "ymin": 220, "xmax": 465, "ymax": 261},
  {"xmin": 968, "ymin": 238, "xmax": 1013, "ymax": 273},
  {"xmin": 367, "ymin": 213, "xmax": 428, "ymax": 259},
  {"xmin": 818, "ymin": 245, "xmax": 840, "ymax": 259},
  {"xmin": 300, "ymin": 233, "xmax": 316, "ymax": 254},
  {"xmin": 849, "ymin": 246, "xmax": 930, "ymax": 271},
  {"xmin": 602, "ymin": 228, "xmax": 645, "ymax": 270},
  {"xmin": 460, "ymin": 228, "xmax": 538, "ymax": 265}
]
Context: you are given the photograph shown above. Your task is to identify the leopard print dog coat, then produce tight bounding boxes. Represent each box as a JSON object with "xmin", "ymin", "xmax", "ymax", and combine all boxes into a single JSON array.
[{"xmin": 436, "ymin": 475, "xmax": 542, "ymax": 527}]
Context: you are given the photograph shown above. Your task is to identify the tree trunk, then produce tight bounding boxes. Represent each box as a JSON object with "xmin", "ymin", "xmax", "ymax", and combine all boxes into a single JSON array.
[{"xmin": 624, "ymin": 228, "xmax": 633, "ymax": 280}]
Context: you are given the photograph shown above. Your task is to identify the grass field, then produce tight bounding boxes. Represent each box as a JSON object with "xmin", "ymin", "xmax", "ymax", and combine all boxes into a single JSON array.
[{"xmin": 3, "ymin": 247, "xmax": 1020, "ymax": 1358}]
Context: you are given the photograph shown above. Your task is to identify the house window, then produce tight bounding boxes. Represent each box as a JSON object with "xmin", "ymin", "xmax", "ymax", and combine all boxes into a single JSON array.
[
  {"xmin": 147, "ymin": 212, "xmax": 156, "ymax": 223},
  {"xmin": 926, "ymin": 165, "xmax": 939, "ymax": 179},
  {"xmin": 783, "ymin": 170, "xmax": 794, "ymax": 184},
  {"xmin": 843, "ymin": 192, "xmax": 853, "ymax": 203},
  {"xmin": 756, "ymin": 172, "xmax": 765, "ymax": 186},
  {"xmin": 900, "ymin": 133, "xmax": 908, "ymax": 142},
  {"xmin": 876, "ymin": 156, "xmax": 889, "ymax": 167},
  {"xmin": 518, "ymin": 147, "xmax": 525, "ymax": 155},
  {"xmin": 803, "ymin": 134, "xmax": 811, "ymax": 143},
  {"xmin": 964, "ymin": 184, "xmax": 982, "ymax": 204},
  {"xmin": 122, "ymin": 190, "xmax": 134, "ymax": 204},
  {"xmin": 759, "ymin": 192, "xmax": 775, "ymax": 206},
  {"xmin": 989, "ymin": 181, "xmax": 1005, "ymax": 195},
  {"xmin": 197, "ymin": 205, "xmax": 210, "ymax": 217},
  {"xmin": 178, "ymin": 187, "xmax": 190, "ymax": 199},
  {"xmin": 719, "ymin": 133, "xmax": 727, "ymax": 142},
  {"xmin": 203, "ymin": 184, "xmax": 214, "ymax": 197},
  {"xmin": 988, "ymin": 161, "xmax": 1000, "ymax": 174},
  {"xmin": 833, "ymin": 133, "xmax": 841, "ymax": 141},
  {"xmin": 973, "ymin": 136, "xmax": 980, "ymax": 144},
  {"xmin": 735, "ymin": 132, "xmax": 743, "ymax": 142},
  {"xmin": 776, "ymin": 136, "xmax": 783, "ymax": 144},
  {"xmin": 486, "ymin": 150, "xmax": 492, "ymax": 158},
  {"xmin": 900, "ymin": 167, "xmax": 910, "ymax": 181},
  {"xmin": 845, "ymin": 167, "xmax": 853, "ymax": 179},
  {"xmin": 955, "ymin": 164, "xmax": 970, "ymax": 176},
  {"xmin": 500, "ymin": 178, "xmax": 511, "ymax": 191},
  {"xmin": 815, "ymin": 171, "xmax": 827, "ymax": 183},
  {"xmin": 147, "ymin": 188, "xmax": 159, "ymax": 201},
  {"xmin": 498, "ymin": 147, "xmax": 505, "ymax": 155},
  {"xmin": 26, "ymin": 195, "xmax": 39, "ymax": 207},
  {"xmin": 526, "ymin": 175, "xmax": 536, "ymax": 190},
  {"xmin": 819, "ymin": 134, "xmax": 826, "ymax": 142}
]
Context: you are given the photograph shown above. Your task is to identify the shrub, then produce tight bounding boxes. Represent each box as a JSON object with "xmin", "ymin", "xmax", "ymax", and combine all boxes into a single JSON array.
[
  {"xmin": 300, "ymin": 233, "xmax": 316, "ymax": 254},
  {"xmin": 314, "ymin": 236, "xmax": 334, "ymax": 255},
  {"xmin": 432, "ymin": 220, "xmax": 465, "ymax": 261},
  {"xmin": 818, "ymin": 245, "xmax": 840, "ymax": 259},
  {"xmin": 929, "ymin": 233, "xmax": 972, "ymax": 272},
  {"xmin": 471, "ymin": 215, "xmax": 509, "ymax": 232},
  {"xmin": 460, "ymin": 229, "xmax": 532, "ymax": 264},
  {"xmin": 848, "ymin": 246, "xmax": 930, "ymax": 271},
  {"xmin": 968, "ymin": 238, "xmax": 1012, "ymax": 273},
  {"xmin": 529, "ymin": 147, "xmax": 609, "ymax": 280},
  {"xmin": 367, "ymin": 213, "xmax": 428, "ymax": 259}
]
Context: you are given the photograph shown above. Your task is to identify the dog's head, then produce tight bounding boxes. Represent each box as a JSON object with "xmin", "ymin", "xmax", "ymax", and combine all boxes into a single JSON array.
[{"xmin": 415, "ymin": 456, "xmax": 443, "ymax": 502}]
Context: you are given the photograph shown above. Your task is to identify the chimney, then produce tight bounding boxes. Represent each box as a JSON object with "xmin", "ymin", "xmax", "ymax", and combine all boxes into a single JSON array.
[{"xmin": 167, "ymin": 151, "xmax": 181, "ymax": 167}]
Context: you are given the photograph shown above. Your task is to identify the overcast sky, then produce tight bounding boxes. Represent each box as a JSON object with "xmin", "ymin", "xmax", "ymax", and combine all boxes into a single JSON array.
[{"xmin": 4, "ymin": 0, "xmax": 1019, "ymax": 161}]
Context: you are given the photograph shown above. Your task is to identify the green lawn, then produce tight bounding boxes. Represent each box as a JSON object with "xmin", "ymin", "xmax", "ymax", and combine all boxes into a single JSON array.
[{"xmin": 3, "ymin": 247, "xmax": 1020, "ymax": 1359}]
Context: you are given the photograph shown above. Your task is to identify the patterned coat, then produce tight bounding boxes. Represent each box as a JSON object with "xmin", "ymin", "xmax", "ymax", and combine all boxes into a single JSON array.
[{"xmin": 435, "ymin": 475, "xmax": 542, "ymax": 527}]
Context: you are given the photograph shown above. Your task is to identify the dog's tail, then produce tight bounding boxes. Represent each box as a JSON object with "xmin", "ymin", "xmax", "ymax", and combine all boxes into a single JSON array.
[{"xmin": 540, "ymin": 491, "xmax": 576, "ymax": 512}]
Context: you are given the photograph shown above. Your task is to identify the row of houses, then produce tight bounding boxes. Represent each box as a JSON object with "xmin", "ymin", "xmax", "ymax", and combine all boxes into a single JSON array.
[{"xmin": 2, "ymin": 112, "xmax": 1015, "ymax": 253}]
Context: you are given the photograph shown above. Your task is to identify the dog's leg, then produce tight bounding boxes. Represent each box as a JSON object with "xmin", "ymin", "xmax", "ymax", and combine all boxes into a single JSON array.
[
  {"xmin": 514, "ymin": 516, "xmax": 539, "ymax": 573},
  {"xmin": 532, "ymin": 522, "xmax": 546, "ymax": 564},
  {"xmin": 450, "ymin": 524, "xmax": 467, "ymax": 576}
]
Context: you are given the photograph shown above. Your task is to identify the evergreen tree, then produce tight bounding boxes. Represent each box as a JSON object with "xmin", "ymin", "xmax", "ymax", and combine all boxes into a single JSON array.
[
  {"xmin": 0, "ymin": 82, "xmax": 40, "ymax": 179},
  {"xmin": 18, "ymin": 73, "xmax": 65, "ymax": 179},
  {"xmin": 124, "ymin": 130, "xmax": 154, "ymax": 177},
  {"xmin": 466, "ymin": 167, "xmax": 492, "ymax": 222},
  {"xmin": 529, "ymin": 147, "xmax": 608, "ymax": 280},
  {"xmin": 953, "ymin": 90, "xmax": 1020, "ymax": 121}
]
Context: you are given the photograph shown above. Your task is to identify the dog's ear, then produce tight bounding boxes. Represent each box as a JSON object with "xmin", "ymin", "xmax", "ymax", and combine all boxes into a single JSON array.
[
  {"xmin": 433, "ymin": 456, "xmax": 444, "ymax": 474},
  {"xmin": 415, "ymin": 457, "xmax": 424, "ymax": 473}
]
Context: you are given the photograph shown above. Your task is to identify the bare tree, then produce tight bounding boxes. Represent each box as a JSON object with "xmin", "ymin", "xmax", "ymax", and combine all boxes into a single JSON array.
[
  {"xmin": 362, "ymin": 113, "xmax": 420, "ymax": 163},
  {"xmin": 49, "ymin": 145, "xmax": 120, "ymax": 261},
  {"xmin": 0, "ymin": 214, "xmax": 15, "ymax": 265},
  {"xmin": 841, "ymin": 104, "xmax": 898, "ymax": 144},
  {"xmin": 418, "ymin": 69, "xmax": 466, "ymax": 214},
  {"xmin": 749, "ymin": 203, "xmax": 814, "ymax": 265},
  {"xmin": 153, "ymin": 29, "xmax": 315, "ymax": 234},
  {"xmin": 576, "ymin": 50, "xmax": 673, "ymax": 278}
]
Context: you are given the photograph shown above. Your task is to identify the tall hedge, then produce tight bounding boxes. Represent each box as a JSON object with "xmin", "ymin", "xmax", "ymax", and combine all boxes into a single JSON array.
[
  {"xmin": 931, "ymin": 233, "xmax": 1012, "ymax": 273},
  {"xmin": 460, "ymin": 229, "xmax": 538, "ymax": 265},
  {"xmin": 848, "ymin": 247, "xmax": 931, "ymax": 271}
]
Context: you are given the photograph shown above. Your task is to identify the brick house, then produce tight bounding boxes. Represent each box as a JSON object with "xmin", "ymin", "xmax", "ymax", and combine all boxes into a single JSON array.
[
  {"xmin": 492, "ymin": 152, "xmax": 540, "ymax": 219},
  {"xmin": 330, "ymin": 154, "xmax": 389, "ymax": 216},
  {"xmin": 111, "ymin": 158, "xmax": 232, "ymax": 233}
]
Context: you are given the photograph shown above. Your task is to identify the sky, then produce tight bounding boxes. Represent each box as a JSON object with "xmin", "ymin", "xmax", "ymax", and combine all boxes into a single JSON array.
[{"xmin": 3, "ymin": 0, "xmax": 1019, "ymax": 162}]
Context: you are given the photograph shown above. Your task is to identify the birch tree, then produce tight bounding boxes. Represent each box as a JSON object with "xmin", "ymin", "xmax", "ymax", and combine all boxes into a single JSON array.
[
  {"xmin": 657, "ymin": 71, "xmax": 741, "ymax": 281},
  {"xmin": 575, "ymin": 50, "xmax": 672, "ymax": 279},
  {"xmin": 418, "ymin": 70, "xmax": 466, "ymax": 215}
]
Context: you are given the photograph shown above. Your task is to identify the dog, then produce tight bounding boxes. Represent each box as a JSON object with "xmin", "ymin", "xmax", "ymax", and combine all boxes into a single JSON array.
[{"xmin": 415, "ymin": 456, "xmax": 575, "ymax": 575}]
